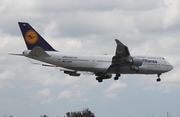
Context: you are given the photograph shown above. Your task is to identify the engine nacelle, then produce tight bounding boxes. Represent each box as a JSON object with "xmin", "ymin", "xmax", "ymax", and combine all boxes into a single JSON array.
[
  {"xmin": 130, "ymin": 66, "xmax": 147, "ymax": 73},
  {"xmin": 125, "ymin": 58, "xmax": 143, "ymax": 66}
]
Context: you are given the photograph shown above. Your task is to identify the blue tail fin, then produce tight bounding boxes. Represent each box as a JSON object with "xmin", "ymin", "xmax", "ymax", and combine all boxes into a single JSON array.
[{"xmin": 18, "ymin": 22, "xmax": 56, "ymax": 51}]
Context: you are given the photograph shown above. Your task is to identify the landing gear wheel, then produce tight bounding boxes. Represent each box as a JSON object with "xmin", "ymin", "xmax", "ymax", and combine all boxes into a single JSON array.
[
  {"xmin": 98, "ymin": 79, "xmax": 103, "ymax": 82},
  {"xmin": 156, "ymin": 74, "xmax": 161, "ymax": 82},
  {"xmin": 96, "ymin": 77, "xmax": 103, "ymax": 83},
  {"xmin": 114, "ymin": 77, "xmax": 119, "ymax": 80},
  {"xmin": 114, "ymin": 74, "xmax": 120, "ymax": 80},
  {"xmin": 156, "ymin": 78, "xmax": 161, "ymax": 82}
]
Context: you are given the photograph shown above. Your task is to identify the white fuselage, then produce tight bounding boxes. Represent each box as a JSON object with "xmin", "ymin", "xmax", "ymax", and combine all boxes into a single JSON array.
[
  {"xmin": 16, "ymin": 22, "xmax": 173, "ymax": 82},
  {"xmin": 23, "ymin": 50, "xmax": 173, "ymax": 75}
]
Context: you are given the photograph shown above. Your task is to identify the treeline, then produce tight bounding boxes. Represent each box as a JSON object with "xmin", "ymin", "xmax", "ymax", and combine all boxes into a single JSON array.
[
  {"xmin": 41, "ymin": 108, "xmax": 95, "ymax": 117},
  {"xmin": 66, "ymin": 108, "xmax": 95, "ymax": 117}
]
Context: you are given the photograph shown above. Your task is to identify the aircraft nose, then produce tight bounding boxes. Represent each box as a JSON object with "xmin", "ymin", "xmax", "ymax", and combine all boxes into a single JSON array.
[{"xmin": 169, "ymin": 64, "xmax": 173, "ymax": 71}]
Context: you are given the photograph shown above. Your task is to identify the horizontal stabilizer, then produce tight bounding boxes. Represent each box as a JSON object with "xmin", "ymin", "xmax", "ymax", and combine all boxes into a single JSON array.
[
  {"xmin": 9, "ymin": 53, "xmax": 24, "ymax": 56},
  {"xmin": 29, "ymin": 47, "xmax": 50, "ymax": 57}
]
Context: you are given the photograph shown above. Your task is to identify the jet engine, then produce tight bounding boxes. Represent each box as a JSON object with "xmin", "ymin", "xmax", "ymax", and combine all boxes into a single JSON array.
[
  {"xmin": 124, "ymin": 58, "xmax": 143, "ymax": 66},
  {"xmin": 130, "ymin": 66, "xmax": 147, "ymax": 73}
]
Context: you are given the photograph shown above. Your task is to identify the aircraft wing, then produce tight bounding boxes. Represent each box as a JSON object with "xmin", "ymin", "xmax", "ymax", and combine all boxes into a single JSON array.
[
  {"xmin": 98, "ymin": 39, "xmax": 131, "ymax": 76},
  {"xmin": 110, "ymin": 39, "xmax": 130, "ymax": 68}
]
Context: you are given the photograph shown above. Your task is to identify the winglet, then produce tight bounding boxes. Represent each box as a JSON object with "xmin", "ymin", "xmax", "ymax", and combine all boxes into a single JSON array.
[{"xmin": 115, "ymin": 39, "xmax": 130, "ymax": 56}]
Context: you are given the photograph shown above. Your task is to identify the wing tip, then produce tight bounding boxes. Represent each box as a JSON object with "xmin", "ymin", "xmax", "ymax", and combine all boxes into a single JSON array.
[{"xmin": 115, "ymin": 39, "xmax": 124, "ymax": 45}]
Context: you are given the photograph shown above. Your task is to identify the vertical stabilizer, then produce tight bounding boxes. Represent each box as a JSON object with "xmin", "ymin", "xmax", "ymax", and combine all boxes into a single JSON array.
[{"xmin": 18, "ymin": 22, "xmax": 56, "ymax": 51}]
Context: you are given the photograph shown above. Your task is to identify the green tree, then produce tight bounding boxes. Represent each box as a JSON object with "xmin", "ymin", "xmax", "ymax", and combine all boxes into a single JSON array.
[
  {"xmin": 65, "ymin": 108, "xmax": 95, "ymax": 117},
  {"xmin": 41, "ymin": 115, "xmax": 48, "ymax": 117}
]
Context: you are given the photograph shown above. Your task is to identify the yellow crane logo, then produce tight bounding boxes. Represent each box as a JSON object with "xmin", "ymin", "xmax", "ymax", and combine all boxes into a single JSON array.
[{"xmin": 25, "ymin": 30, "xmax": 38, "ymax": 44}]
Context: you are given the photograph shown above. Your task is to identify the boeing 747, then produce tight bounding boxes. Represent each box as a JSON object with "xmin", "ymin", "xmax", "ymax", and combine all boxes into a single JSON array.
[{"xmin": 10, "ymin": 22, "xmax": 173, "ymax": 82}]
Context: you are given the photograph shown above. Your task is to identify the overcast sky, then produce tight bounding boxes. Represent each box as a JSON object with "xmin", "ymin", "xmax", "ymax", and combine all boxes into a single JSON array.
[{"xmin": 0, "ymin": 0, "xmax": 180, "ymax": 117}]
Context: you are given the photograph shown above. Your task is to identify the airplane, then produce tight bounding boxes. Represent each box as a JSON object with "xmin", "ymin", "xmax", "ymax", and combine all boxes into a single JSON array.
[{"xmin": 10, "ymin": 22, "xmax": 173, "ymax": 83}]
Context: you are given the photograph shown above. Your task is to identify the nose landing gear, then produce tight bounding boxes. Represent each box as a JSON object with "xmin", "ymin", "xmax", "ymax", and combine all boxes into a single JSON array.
[{"xmin": 156, "ymin": 74, "xmax": 161, "ymax": 82}]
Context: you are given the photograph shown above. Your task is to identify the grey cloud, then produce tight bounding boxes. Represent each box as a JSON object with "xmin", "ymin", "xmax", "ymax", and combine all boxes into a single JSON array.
[{"xmin": 34, "ymin": 0, "xmax": 164, "ymax": 12}]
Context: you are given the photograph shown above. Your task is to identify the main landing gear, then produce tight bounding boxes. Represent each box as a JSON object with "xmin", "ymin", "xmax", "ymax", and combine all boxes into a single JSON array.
[
  {"xmin": 96, "ymin": 74, "xmax": 112, "ymax": 83},
  {"xmin": 156, "ymin": 73, "xmax": 161, "ymax": 82},
  {"xmin": 96, "ymin": 77, "xmax": 103, "ymax": 82},
  {"xmin": 114, "ymin": 73, "xmax": 120, "ymax": 80},
  {"xmin": 96, "ymin": 73, "xmax": 121, "ymax": 83}
]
